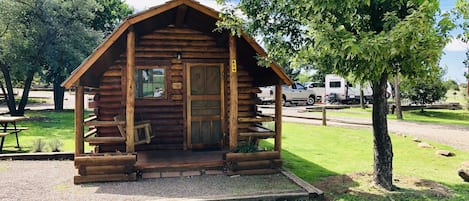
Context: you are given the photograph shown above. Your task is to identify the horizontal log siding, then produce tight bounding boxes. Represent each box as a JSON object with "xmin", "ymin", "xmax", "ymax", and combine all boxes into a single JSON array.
[
  {"xmin": 225, "ymin": 65, "xmax": 261, "ymax": 145},
  {"xmin": 92, "ymin": 27, "xmax": 230, "ymax": 151}
]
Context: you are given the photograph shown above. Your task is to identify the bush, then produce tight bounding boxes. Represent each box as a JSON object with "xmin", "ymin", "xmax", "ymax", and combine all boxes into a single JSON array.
[
  {"xmin": 233, "ymin": 142, "xmax": 259, "ymax": 153},
  {"xmin": 31, "ymin": 138, "xmax": 47, "ymax": 152},
  {"xmin": 48, "ymin": 138, "xmax": 64, "ymax": 152}
]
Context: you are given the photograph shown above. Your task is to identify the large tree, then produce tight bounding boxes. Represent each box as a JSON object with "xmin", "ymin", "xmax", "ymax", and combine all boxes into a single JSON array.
[
  {"xmin": 91, "ymin": 0, "xmax": 133, "ymax": 36},
  {"xmin": 44, "ymin": 0, "xmax": 132, "ymax": 110},
  {"xmin": 0, "ymin": 0, "xmax": 49, "ymax": 116},
  {"xmin": 401, "ymin": 68, "xmax": 448, "ymax": 106},
  {"xmin": 218, "ymin": 0, "xmax": 451, "ymax": 190},
  {"xmin": 40, "ymin": 0, "xmax": 103, "ymax": 111}
]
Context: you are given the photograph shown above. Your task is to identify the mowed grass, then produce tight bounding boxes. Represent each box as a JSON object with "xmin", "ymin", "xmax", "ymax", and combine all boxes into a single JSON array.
[
  {"xmin": 261, "ymin": 123, "xmax": 469, "ymax": 200},
  {"xmin": 322, "ymin": 108, "xmax": 469, "ymax": 126},
  {"xmin": 1, "ymin": 110, "xmax": 89, "ymax": 153}
]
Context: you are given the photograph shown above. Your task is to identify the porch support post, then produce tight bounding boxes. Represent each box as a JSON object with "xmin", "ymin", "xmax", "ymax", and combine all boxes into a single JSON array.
[
  {"xmin": 126, "ymin": 27, "xmax": 135, "ymax": 153},
  {"xmin": 274, "ymin": 84, "xmax": 282, "ymax": 153},
  {"xmin": 75, "ymin": 85, "xmax": 84, "ymax": 156},
  {"xmin": 229, "ymin": 34, "xmax": 238, "ymax": 151}
]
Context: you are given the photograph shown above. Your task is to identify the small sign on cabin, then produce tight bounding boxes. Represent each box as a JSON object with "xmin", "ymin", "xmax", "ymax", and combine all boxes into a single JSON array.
[{"xmin": 231, "ymin": 59, "xmax": 237, "ymax": 73}]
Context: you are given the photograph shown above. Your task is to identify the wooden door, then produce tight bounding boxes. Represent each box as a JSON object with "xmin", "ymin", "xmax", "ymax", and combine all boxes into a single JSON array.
[{"xmin": 187, "ymin": 64, "xmax": 224, "ymax": 149}]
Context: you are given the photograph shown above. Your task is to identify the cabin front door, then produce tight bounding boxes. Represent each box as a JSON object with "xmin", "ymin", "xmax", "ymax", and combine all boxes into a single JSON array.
[{"xmin": 186, "ymin": 63, "xmax": 224, "ymax": 149}]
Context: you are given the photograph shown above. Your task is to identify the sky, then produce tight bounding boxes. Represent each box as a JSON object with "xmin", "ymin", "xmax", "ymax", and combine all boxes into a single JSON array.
[{"xmin": 125, "ymin": 0, "xmax": 468, "ymax": 83}]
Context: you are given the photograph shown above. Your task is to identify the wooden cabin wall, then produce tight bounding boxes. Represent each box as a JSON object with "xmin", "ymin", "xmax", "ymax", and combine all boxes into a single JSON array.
[
  {"xmin": 225, "ymin": 64, "xmax": 262, "ymax": 146},
  {"xmin": 89, "ymin": 27, "xmax": 232, "ymax": 152}
]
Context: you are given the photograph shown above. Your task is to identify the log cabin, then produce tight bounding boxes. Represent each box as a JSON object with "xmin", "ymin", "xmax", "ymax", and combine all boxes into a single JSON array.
[{"xmin": 62, "ymin": 0, "xmax": 292, "ymax": 184}]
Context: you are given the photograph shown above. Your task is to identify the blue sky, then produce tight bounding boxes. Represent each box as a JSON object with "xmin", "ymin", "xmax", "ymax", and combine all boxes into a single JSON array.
[
  {"xmin": 440, "ymin": 0, "xmax": 468, "ymax": 83},
  {"xmin": 126, "ymin": 0, "xmax": 468, "ymax": 83}
]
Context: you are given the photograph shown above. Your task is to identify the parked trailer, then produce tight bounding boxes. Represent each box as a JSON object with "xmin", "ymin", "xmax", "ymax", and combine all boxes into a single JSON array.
[{"xmin": 325, "ymin": 74, "xmax": 391, "ymax": 104}]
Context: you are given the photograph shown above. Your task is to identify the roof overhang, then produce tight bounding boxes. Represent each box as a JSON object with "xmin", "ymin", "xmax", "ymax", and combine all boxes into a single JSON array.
[{"xmin": 62, "ymin": 0, "xmax": 292, "ymax": 89}]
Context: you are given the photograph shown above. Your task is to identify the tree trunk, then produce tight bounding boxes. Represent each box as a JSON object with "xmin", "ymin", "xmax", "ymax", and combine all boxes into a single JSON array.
[
  {"xmin": 53, "ymin": 80, "xmax": 65, "ymax": 111},
  {"xmin": 16, "ymin": 70, "xmax": 35, "ymax": 116},
  {"xmin": 0, "ymin": 63, "xmax": 18, "ymax": 114},
  {"xmin": 394, "ymin": 75, "xmax": 402, "ymax": 120},
  {"xmin": 360, "ymin": 84, "xmax": 365, "ymax": 109},
  {"xmin": 371, "ymin": 72, "xmax": 394, "ymax": 190}
]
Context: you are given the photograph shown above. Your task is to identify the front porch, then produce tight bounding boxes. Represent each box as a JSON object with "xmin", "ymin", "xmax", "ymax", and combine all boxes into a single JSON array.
[{"xmin": 135, "ymin": 150, "xmax": 225, "ymax": 178}]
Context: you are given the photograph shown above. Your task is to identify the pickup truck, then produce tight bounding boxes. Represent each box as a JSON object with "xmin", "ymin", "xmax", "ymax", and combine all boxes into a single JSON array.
[{"xmin": 258, "ymin": 82, "xmax": 318, "ymax": 106}]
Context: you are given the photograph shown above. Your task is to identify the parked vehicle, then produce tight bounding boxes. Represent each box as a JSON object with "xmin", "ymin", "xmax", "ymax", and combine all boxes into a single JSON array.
[
  {"xmin": 258, "ymin": 82, "xmax": 318, "ymax": 106},
  {"xmin": 283, "ymin": 82, "xmax": 318, "ymax": 106},
  {"xmin": 325, "ymin": 74, "xmax": 391, "ymax": 104},
  {"xmin": 303, "ymin": 82, "xmax": 325, "ymax": 103},
  {"xmin": 258, "ymin": 86, "xmax": 275, "ymax": 104}
]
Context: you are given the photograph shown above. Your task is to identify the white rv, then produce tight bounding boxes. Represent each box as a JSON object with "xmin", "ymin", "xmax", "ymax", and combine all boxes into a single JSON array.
[{"xmin": 325, "ymin": 74, "xmax": 374, "ymax": 104}]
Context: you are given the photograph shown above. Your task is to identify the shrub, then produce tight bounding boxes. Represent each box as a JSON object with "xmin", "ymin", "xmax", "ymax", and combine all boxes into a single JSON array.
[
  {"xmin": 233, "ymin": 142, "xmax": 258, "ymax": 153},
  {"xmin": 48, "ymin": 138, "xmax": 64, "ymax": 152},
  {"xmin": 31, "ymin": 138, "xmax": 47, "ymax": 152}
]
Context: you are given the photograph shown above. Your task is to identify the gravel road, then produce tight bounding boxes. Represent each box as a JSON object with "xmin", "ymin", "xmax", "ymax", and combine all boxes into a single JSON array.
[
  {"xmin": 260, "ymin": 105, "xmax": 469, "ymax": 152},
  {"xmin": 0, "ymin": 160, "xmax": 304, "ymax": 201}
]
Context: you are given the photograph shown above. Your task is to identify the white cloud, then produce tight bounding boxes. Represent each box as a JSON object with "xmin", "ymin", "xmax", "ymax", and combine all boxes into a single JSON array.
[
  {"xmin": 444, "ymin": 37, "xmax": 469, "ymax": 52},
  {"xmin": 125, "ymin": 0, "xmax": 221, "ymax": 12}
]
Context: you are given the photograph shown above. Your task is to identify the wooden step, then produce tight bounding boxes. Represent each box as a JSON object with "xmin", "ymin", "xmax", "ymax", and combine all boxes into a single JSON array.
[
  {"xmin": 238, "ymin": 116, "xmax": 274, "ymax": 123},
  {"xmin": 84, "ymin": 137, "xmax": 125, "ymax": 144},
  {"xmin": 239, "ymin": 132, "xmax": 275, "ymax": 138}
]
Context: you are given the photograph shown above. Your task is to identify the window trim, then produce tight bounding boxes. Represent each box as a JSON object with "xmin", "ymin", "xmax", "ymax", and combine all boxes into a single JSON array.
[{"xmin": 135, "ymin": 65, "xmax": 169, "ymax": 100}]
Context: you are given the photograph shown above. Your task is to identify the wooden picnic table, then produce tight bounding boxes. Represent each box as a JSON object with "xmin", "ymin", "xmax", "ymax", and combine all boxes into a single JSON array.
[{"xmin": 0, "ymin": 116, "xmax": 28, "ymax": 153}]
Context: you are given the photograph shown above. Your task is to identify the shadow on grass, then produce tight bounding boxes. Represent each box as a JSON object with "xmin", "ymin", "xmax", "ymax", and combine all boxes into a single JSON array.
[
  {"xmin": 314, "ymin": 173, "xmax": 468, "ymax": 201},
  {"xmin": 0, "ymin": 145, "xmax": 29, "ymax": 154}
]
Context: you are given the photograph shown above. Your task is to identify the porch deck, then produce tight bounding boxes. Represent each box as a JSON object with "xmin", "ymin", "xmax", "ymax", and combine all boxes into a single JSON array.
[{"xmin": 135, "ymin": 150, "xmax": 226, "ymax": 174}]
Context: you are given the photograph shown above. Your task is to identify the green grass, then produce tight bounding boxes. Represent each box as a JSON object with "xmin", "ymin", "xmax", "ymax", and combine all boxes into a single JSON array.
[
  {"xmin": 261, "ymin": 123, "xmax": 469, "ymax": 200},
  {"xmin": 445, "ymin": 89, "xmax": 468, "ymax": 109},
  {"xmin": 1, "ymin": 110, "xmax": 90, "ymax": 153},
  {"xmin": 320, "ymin": 108, "xmax": 469, "ymax": 126},
  {"xmin": 387, "ymin": 109, "xmax": 469, "ymax": 126}
]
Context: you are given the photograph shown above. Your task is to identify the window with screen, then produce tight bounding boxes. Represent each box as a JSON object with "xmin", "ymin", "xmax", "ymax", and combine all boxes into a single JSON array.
[{"xmin": 135, "ymin": 67, "xmax": 166, "ymax": 98}]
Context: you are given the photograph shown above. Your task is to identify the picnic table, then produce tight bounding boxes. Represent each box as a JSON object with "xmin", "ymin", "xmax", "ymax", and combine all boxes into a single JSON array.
[{"xmin": 0, "ymin": 116, "xmax": 28, "ymax": 153}]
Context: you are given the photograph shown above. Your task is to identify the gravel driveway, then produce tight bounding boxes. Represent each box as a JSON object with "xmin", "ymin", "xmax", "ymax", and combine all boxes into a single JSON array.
[{"xmin": 0, "ymin": 160, "xmax": 306, "ymax": 201}]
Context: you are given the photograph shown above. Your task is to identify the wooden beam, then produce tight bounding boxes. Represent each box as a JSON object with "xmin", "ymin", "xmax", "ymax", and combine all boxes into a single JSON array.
[
  {"xmin": 229, "ymin": 35, "xmax": 238, "ymax": 151},
  {"xmin": 174, "ymin": 5, "xmax": 188, "ymax": 27},
  {"xmin": 274, "ymin": 84, "xmax": 282, "ymax": 152},
  {"xmin": 75, "ymin": 86, "xmax": 84, "ymax": 156},
  {"xmin": 126, "ymin": 27, "xmax": 136, "ymax": 153}
]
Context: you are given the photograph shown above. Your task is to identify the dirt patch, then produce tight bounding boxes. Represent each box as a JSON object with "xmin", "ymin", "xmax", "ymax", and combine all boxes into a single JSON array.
[{"xmin": 313, "ymin": 172, "xmax": 453, "ymax": 200}]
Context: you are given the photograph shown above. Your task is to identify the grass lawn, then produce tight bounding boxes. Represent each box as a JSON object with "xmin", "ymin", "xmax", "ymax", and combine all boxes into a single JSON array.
[
  {"xmin": 321, "ymin": 108, "xmax": 469, "ymax": 126},
  {"xmin": 1, "ymin": 110, "xmax": 89, "ymax": 153},
  {"xmin": 261, "ymin": 123, "xmax": 469, "ymax": 200}
]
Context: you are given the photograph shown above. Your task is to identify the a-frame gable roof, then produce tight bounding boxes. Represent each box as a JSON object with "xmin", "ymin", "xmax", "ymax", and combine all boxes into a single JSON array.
[{"xmin": 62, "ymin": 0, "xmax": 292, "ymax": 89}]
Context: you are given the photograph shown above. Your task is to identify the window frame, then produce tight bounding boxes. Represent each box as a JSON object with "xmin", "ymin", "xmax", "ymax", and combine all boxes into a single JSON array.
[{"xmin": 134, "ymin": 65, "xmax": 169, "ymax": 100}]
